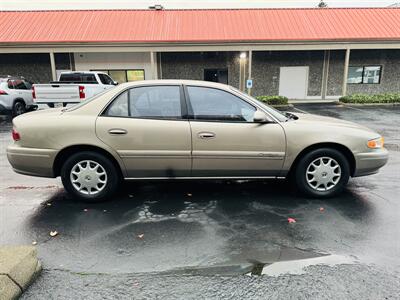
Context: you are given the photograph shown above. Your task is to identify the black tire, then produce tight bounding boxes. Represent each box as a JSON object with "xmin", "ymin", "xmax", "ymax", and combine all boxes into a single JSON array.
[
  {"xmin": 61, "ymin": 151, "xmax": 120, "ymax": 202},
  {"xmin": 47, "ymin": 103, "xmax": 55, "ymax": 108},
  {"xmin": 294, "ymin": 148, "xmax": 350, "ymax": 198},
  {"xmin": 12, "ymin": 100, "xmax": 26, "ymax": 116}
]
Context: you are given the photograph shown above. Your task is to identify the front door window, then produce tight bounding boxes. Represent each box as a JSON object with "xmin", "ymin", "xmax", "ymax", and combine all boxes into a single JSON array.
[{"xmin": 187, "ymin": 86, "xmax": 256, "ymax": 122}]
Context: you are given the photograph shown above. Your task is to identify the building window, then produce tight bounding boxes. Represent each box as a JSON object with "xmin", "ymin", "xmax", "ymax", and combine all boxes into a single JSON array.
[
  {"xmin": 92, "ymin": 69, "xmax": 145, "ymax": 83},
  {"xmin": 347, "ymin": 66, "xmax": 382, "ymax": 84},
  {"xmin": 127, "ymin": 70, "xmax": 145, "ymax": 81}
]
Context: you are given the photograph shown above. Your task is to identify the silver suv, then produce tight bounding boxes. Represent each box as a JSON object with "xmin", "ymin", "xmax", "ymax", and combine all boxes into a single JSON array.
[{"xmin": 0, "ymin": 76, "xmax": 37, "ymax": 116}]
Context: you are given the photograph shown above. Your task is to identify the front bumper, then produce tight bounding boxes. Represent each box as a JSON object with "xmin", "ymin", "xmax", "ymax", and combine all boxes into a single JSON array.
[
  {"xmin": 353, "ymin": 148, "xmax": 389, "ymax": 177},
  {"xmin": 7, "ymin": 144, "xmax": 57, "ymax": 178}
]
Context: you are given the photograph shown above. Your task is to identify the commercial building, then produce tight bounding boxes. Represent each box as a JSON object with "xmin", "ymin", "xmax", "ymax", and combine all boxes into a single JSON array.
[{"xmin": 1, "ymin": 8, "xmax": 399, "ymax": 99}]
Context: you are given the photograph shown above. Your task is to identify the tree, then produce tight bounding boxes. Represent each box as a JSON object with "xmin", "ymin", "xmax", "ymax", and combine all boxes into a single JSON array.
[{"xmin": 318, "ymin": 1, "xmax": 328, "ymax": 7}]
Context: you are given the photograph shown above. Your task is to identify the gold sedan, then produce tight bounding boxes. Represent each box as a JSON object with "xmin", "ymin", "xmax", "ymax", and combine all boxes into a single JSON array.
[{"xmin": 7, "ymin": 80, "xmax": 388, "ymax": 201}]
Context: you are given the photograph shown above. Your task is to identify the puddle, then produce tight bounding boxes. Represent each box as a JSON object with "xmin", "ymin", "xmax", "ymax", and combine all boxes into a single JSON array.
[{"xmin": 260, "ymin": 254, "xmax": 357, "ymax": 276}]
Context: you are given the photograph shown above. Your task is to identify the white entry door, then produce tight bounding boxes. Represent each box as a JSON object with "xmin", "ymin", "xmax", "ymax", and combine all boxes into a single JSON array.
[{"xmin": 279, "ymin": 66, "xmax": 309, "ymax": 99}]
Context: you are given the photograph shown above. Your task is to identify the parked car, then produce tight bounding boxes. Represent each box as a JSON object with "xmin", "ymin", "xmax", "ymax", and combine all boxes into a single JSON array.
[
  {"xmin": 0, "ymin": 76, "xmax": 37, "ymax": 116},
  {"xmin": 7, "ymin": 80, "xmax": 388, "ymax": 202},
  {"xmin": 33, "ymin": 71, "xmax": 117, "ymax": 107}
]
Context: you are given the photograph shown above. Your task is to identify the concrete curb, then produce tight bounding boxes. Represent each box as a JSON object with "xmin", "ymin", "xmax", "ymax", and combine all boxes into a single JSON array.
[
  {"xmin": 339, "ymin": 101, "xmax": 400, "ymax": 106},
  {"xmin": 0, "ymin": 246, "xmax": 42, "ymax": 300}
]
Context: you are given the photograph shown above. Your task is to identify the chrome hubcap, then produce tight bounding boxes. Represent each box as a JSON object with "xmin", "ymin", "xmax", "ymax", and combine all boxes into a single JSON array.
[
  {"xmin": 70, "ymin": 160, "xmax": 107, "ymax": 195},
  {"xmin": 306, "ymin": 157, "xmax": 341, "ymax": 191}
]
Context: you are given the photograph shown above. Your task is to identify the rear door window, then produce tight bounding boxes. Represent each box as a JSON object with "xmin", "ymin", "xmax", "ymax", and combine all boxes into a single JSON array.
[
  {"xmin": 104, "ymin": 86, "xmax": 182, "ymax": 119},
  {"xmin": 24, "ymin": 81, "xmax": 32, "ymax": 89}
]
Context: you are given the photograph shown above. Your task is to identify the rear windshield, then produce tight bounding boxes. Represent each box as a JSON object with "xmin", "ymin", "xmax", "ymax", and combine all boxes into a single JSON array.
[
  {"xmin": 64, "ymin": 88, "xmax": 115, "ymax": 112},
  {"xmin": 59, "ymin": 73, "xmax": 98, "ymax": 84}
]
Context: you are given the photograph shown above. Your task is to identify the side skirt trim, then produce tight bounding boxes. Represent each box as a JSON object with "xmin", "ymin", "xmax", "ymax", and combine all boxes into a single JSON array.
[{"xmin": 124, "ymin": 176, "xmax": 287, "ymax": 180}]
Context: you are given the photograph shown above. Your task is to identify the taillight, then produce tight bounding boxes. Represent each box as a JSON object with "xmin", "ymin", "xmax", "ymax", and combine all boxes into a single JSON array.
[
  {"xmin": 0, "ymin": 90, "xmax": 8, "ymax": 95},
  {"xmin": 79, "ymin": 85, "xmax": 85, "ymax": 99},
  {"xmin": 12, "ymin": 128, "xmax": 20, "ymax": 141},
  {"xmin": 32, "ymin": 86, "xmax": 36, "ymax": 100}
]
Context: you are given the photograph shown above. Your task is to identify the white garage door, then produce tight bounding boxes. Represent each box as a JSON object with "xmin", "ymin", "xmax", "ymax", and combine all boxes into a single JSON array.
[{"xmin": 279, "ymin": 66, "xmax": 309, "ymax": 99}]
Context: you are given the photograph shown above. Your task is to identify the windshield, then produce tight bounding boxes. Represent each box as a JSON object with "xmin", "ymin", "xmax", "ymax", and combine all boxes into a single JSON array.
[
  {"xmin": 65, "ymin": 88, "xmax": 115, "ymax": 112},
  {"xmin": 229, "ymin": 87, "xmax": 288, "ymax": 122}
]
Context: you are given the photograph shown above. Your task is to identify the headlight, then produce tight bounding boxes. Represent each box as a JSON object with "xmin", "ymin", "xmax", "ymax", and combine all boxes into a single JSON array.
[{"xmin": 367, "ymin": 137, "xmax": 384, "ymax": 149}]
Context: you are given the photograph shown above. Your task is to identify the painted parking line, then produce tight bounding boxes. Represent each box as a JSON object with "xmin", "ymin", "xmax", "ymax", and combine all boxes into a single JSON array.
[{"xmin": 260, "ymin": 254, "xmax": 357, "ymax": 277}]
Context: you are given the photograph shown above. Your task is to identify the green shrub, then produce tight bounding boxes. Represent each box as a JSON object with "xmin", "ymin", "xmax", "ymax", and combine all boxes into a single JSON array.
[
  {"xmin": 339, "ymin": 93, "xmax": 400, "ymax": 104},
  {"xmin": 255, "ymin": 95, "xmax": 289, "ymax": 105}
]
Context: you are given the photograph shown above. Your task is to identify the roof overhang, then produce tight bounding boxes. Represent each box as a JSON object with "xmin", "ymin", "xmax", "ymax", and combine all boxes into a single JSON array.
[{"xmin": 1, "ymin": 40, "xmax": 400, "ymax": 53}]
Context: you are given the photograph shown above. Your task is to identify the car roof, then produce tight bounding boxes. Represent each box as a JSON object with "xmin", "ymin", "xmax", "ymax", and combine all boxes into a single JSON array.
[
  {"xmin": 0, "ymin": 75, "xmax": 25, "ymax": 82},
  {"xmin": 59, "ymin": 71, "xmax": 105, "ymax": 75},
  {"xmin": 116, "ymin": 79, "xmax": 232, "ymax": 90}
]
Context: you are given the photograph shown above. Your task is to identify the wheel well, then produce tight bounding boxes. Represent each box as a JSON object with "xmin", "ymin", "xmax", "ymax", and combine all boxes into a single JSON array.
[
  {"xmin": 53, "ymin": 145, "xmax": 123, "ymax": 178},
  {"xmin": 13, "ymin": 98, "xmax": 26, "ymax": 105},
  {"xmin": 288, "ymin": 143, "xmax": 356, "ymax": 177}
]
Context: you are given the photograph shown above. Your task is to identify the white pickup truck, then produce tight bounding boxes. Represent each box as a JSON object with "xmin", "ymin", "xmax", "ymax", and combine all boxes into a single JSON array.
[{"xmin": 33, "ymin": 71, "xmax": 117, "ymax": 107}]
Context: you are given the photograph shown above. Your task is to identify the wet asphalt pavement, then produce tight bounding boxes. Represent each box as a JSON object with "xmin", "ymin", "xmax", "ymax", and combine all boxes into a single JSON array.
[{"xmin": 0, "ymin": 104, "xmax": 399, "ymax": 299}]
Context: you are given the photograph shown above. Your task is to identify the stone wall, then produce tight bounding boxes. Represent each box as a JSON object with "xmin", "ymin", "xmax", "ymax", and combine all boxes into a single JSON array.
[
  {"xmin": 0, "ymin": 53, "xmax": 71, "ymax": 83},
  {"xmin": 347, "ymin": 49, "xmax": 400, "ymax": 95},
  {"xmin": 251, "ymin": 51, "xmax": 325, "ymax": 97},
  {"xmin": 160, "ymin": 52, "xmax": 240, "ymax": 89},
  {"xmin": 1, "ymin": 50, "xmax": 399, "ymax": 97}
]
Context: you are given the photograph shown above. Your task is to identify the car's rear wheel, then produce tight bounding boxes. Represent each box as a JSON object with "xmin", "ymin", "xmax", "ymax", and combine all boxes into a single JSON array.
[
  {"xmin": 61, "ymin": 151, "xmax": 120, "ymax": 202},
  {"xmin": 12, "ymin": 100, "xmax": 26, "ymax": 116},
  {"xmin": 294, "ymin": 148, "xmax": 350, "ymax": 198}
]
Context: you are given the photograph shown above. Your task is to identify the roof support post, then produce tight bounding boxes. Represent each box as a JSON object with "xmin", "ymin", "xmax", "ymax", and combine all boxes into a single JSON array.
[
  {"xmin": 150, "ymin": 51, "xmax": 158, "ymax": 80},
  {"xmin": 342, "ymin": 48, "xmax": 350, "ymax": 97},
  {"xmin": 321, "ymin": 50, "xmax": 330, "ymax": 100},
  {"xmin": 49, "ymin": 52, "xmax": 57, "ymax": 81},
  {"xmin": 247, "ymin": 50, "xmax": 253, "ymax": 95}
]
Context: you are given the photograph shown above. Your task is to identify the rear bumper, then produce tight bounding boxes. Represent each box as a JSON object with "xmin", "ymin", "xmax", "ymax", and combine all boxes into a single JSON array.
[
  {"xmin": 7, "ymin": 144, "xmax": 57, "ymax": 178},
  {"xmin": 0, "ymin": 104, "xmax": 8, "ymax": 113},
  {"xmin": 353, "ymin": 148, "xmax": 389, "ymax": 177}
]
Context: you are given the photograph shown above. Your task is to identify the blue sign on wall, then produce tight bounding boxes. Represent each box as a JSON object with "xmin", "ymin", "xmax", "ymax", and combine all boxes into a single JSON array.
[{"xmin": 246, "ymin": 79, "xmax": 253, "ymax": 89}]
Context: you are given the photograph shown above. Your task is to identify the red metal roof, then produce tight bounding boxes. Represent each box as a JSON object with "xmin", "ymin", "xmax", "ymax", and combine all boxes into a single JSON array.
[{"xmin": 1, "ymin": 8, "xmax": 400, "ymax": 44}]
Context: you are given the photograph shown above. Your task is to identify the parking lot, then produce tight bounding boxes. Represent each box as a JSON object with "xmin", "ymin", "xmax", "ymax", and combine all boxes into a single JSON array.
[{"xmin": 1, "ymin": 103, "xmax": 399, "ymax": 299}]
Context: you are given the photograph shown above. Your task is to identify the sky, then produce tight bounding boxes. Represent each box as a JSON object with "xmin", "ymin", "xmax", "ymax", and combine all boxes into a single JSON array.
[{"xmin": 0, "ymin": 0, "xmax": 398, "ymax": 10}]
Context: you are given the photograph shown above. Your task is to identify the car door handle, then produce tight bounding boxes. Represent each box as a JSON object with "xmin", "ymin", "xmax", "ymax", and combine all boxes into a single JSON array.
[
  {"xmin": 108, "ymin": 128, "xmax": 127, "ymax": 135},
  {"xmin": 198, "ymin": 132, "xmax": 216, "ymax": 139}
]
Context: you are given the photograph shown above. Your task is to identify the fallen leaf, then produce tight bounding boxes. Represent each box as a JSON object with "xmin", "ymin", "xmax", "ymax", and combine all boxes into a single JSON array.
[
  {"xmin": 319, "ymin": 207, "xmax": 325, "ymax": 212},
  {"xmin": 138, "ymin": 234, "xmax": 144, "ymax": 239},
  {"xmin": 287, "ymin": 217, "xmax": 296, "ymax": 224},
  {"xmin": 32, "ymin": 241, "xmax": 37, "ymax": 245},
  {"xmin": 49, "ymin": 231, "xmax": 58, "ymax": 237}
]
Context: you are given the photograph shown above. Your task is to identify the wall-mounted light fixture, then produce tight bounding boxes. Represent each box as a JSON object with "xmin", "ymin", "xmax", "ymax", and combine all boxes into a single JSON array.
[
  {"xmin": 240, "ymin": 52, "xmax": 247, "ymax": 59},
  {"xmin": 149, "ymin": 4, "xmax": 164, "ymax": 10}
]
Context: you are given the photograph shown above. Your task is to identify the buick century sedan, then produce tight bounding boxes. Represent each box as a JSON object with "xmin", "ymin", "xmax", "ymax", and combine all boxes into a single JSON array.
[{"xmin": 7, "ymin": 80, "xmax": 388, "ymax": 201}]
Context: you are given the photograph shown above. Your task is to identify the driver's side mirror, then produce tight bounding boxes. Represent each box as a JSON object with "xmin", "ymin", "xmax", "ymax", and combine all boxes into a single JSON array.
[
  {"xmin": 112, "ymin": 81, "xmax": 118, "ymax": 85},
  {"xmin": 253, "ymin": 110, "xmax": 272, "ymax": 123}
]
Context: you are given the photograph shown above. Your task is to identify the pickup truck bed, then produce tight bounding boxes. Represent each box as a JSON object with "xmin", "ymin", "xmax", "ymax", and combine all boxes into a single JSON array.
[{"xmin": 32, "ymin": 72, "xmax": 116, "ymax": 105}]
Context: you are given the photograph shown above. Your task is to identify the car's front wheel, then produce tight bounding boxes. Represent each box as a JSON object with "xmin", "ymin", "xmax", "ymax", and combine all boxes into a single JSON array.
[
  {"xmin": 61, "ymin": 151, "xmax": 120, "ymax": 202},
  {"xmin": 294, "ymin": 148, "xmax": 350, "ymax": 198}
]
